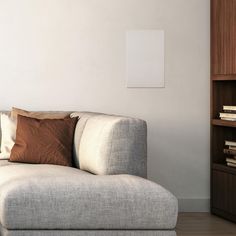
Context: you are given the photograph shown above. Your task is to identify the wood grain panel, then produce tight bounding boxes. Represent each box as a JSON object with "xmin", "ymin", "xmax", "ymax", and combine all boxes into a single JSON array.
[
  {"xmin": 229, "ymin": 174, "xmax": 236, "ymax": 215},
  {"xmin": 212, "ymin": 171, "xmax": 229, "ymax": 212},
  {"xmin": 212, "ymin": 119, "xmax": 236, "ymax": 128},
  {"xmin": 212, "ymin": 75, "xmax": 236, "ymax": 81},
  {"xmin": 212, "ymin": 0, "xmax": 236, "ymax": 75},
  {"xmin": 177, "ymin": 213, "xmax": 236, "ymax": 235}
]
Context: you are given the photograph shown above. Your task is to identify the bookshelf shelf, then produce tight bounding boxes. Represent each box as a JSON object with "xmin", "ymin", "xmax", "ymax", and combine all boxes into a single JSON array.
[
  {"xmin": 211, "ymin": 0, "xmax": 236, "ymax": 223},
  {"xmin": 212, "ymin": 75, "xmax": 236, "ymax": 81},
  {"xmin": 212, "ymin": 119, "xmax": 236, "ymax": 128},
  {"xmin": 212, "ymin": 163, "xmax": 236, "ymax": 175}
]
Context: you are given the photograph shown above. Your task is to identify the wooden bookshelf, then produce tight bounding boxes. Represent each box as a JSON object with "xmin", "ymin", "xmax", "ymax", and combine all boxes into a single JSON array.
[{"xmin": 211, "ymin": 0, "xmax": 236, "ymax": 222}]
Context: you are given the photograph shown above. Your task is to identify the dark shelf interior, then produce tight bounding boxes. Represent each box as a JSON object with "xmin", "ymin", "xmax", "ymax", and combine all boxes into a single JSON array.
[
  {"xmin": 212, "ymin": 125, "xmax": 236, "ymax": 164},
  {"xmin": 212, "ymin": 80, "xmax": 236, "ymax": 119}
]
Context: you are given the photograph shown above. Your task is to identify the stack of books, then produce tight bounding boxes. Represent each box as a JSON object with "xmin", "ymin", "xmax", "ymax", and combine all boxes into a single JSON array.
[
  {"xmin": 224, "ymin": 140, "xmax": 236, "ymax": 167},
  {"xmin": 220, "ymin": 106, "xmax": 236, "ymax": 121}
]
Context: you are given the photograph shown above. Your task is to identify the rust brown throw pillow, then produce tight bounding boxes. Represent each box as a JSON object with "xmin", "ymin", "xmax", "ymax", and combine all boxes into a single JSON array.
[
  {"xmin": 11, "ymin": 107, "xmax": 71, "ymax": 120},
  {"xmin": 9, "ymin": 115, "xmax": 77, "ymax": 166}
]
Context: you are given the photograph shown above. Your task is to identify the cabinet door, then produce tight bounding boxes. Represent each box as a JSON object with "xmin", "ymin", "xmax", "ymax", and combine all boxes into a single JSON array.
[
  {"xmin": 212, "ymin": 170, "xmax": 236, "ymax": 215},
  {"xmin": 228, "ymin": 173, "xmax": 236, "ymax": 214},
  {"xmin": 212, "ymin": 170, "xmax": 229, "ymax": 211},
  {"xmin": 212, "ymin": 0, "xmax": 236, "ymax": 75}
]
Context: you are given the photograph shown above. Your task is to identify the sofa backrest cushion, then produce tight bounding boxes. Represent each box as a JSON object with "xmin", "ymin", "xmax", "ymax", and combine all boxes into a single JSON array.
[
  {"xmin": 0, "ymin": 111, "xmax": 147, "ymax": 178},
  {"xmin": 75, "ymin": 113, "xmax": 147, "ymax": 178},
  {"xmin": 70, "ymin": 112, "xmax": 103, "ymax": 168},
  {"xmin": 0, "ymin": 114, "xmax": 16, "ymax": 160},
  {"xmin": 0, "ymin": 111, "xmax": 11, "ymax": 148}
]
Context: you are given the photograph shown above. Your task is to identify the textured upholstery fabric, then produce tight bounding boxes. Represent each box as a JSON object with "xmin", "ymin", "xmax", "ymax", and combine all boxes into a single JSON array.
[
  {"xmin": 0, "ymin": 165, "xmax": 178, "ymax": 230},
  {"xmin": 0, "ymin": 110, "xmax": 177, "ymax": 234},
  {"xmin": 70, "ymin": 112, "xmax": 103, "ymax": 168},
  {"xmin": 78, "ymin": 115, "xmax": 147, "ymax": 177},
  {"xmin": 0, "ymin": 114, "xmax": 16, "ymax": 160},
  {"xmin": 0, "ymin": 160, "xmax": 18, "ymax": 167},
  {"xmin": 0, "ymin": 226, "xmax": 176, "ymax": 236},
  {"xmin": 0, "ymin": 112, "xmax": 11, "ymax": 149},
  {"xmin": 0, "ymin": 111, "xmax": 147, "ymax": 177}
]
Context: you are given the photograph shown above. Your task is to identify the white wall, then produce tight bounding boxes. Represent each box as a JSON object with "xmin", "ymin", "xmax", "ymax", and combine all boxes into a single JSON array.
[{"xmin": 0, "ymin": 0, "xmax": 210, "ymax": 211}]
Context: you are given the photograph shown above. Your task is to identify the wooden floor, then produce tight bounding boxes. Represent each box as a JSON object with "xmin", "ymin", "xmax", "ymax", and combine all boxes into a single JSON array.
[{"xmin": 176, "ymin": 213, "xmax": 236, "ymax": 236}]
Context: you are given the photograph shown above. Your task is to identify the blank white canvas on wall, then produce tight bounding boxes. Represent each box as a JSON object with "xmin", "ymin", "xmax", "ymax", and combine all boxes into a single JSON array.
[{"xmin": 126, "ymin": 30, "xmax": 165, "ymax": 88}]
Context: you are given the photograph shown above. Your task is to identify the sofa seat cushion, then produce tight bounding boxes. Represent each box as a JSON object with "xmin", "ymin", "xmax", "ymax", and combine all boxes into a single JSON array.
[
  {"xmin": 0, "ymin": 165, "xmax": 178, "ymax": 230},
  {"xmin": 0, "ymin": 160, "xmax": 18, "ymax": 167}
]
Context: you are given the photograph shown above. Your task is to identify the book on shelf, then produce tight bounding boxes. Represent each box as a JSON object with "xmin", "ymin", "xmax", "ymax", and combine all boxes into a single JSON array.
[
  {"xmin": 220, "ymin": 117, "xmax": 236, "ymax": 121},
  {"xmin": 223, "ymin": 106, "xmax": 236, "ymax": 112},
  {"xmin": 220, "ymin": 106, "xmax": 236, "ymax": 120},
  {"xmin": 227, "ymin": 162, "xmax": 236, "ymax": 168},
  {"xmin": 226, "ymin": 158, "xmax": 236, "ymax": 164},
  {"xmin": 225, "ymin": 140, "xmax": 236, "ymax": 147},
  {"xmin": 225, "ymin": 140, "xmax": 236, "ymax": 168},
  {"xmin": 229, "ymin": 146, "xmax": 236, "ymax": 151},
  {"xmin": 220, "ymin": 113, "xmax": 236, "ymax": 119},
  {"xmin": 224, "ymin": 148, "xmax": 236, "ymax": 156}
]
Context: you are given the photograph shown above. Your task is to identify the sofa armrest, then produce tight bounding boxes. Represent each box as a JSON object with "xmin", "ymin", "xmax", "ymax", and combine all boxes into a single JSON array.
[{"xmin": 77, "ymin": 114, "xmax": 147, "ymax": 178}]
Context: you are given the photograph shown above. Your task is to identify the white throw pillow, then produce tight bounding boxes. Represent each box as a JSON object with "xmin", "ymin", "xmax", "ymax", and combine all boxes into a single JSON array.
[{"xmin": 0, "ymin": 114, "xmax": 16, "ymax": 159}]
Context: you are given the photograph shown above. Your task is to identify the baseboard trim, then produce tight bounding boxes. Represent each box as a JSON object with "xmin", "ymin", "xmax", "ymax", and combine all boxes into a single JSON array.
[{"xmin": 178, "ymin": 198, "xmax": 210, "ymax": 212}]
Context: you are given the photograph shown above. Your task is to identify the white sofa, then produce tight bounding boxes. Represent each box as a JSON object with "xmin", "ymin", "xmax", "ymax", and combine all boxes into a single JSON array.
[{"xmin": 0, "ymin": 111, "xmax": 178, "ymax": 236}]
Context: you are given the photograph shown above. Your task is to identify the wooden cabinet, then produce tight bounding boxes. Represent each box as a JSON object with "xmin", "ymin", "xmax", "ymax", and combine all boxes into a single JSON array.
[
  {"xmin": 212, "ymin": 170, "xmax": 236, "ymax": 221},
  {"xmin": 212, "ymin": 171, "xmax": 229, "ymax": 212},
  {"xmin": 211, "ymin": 0, "xmax": 236, "ymax": 222}
]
